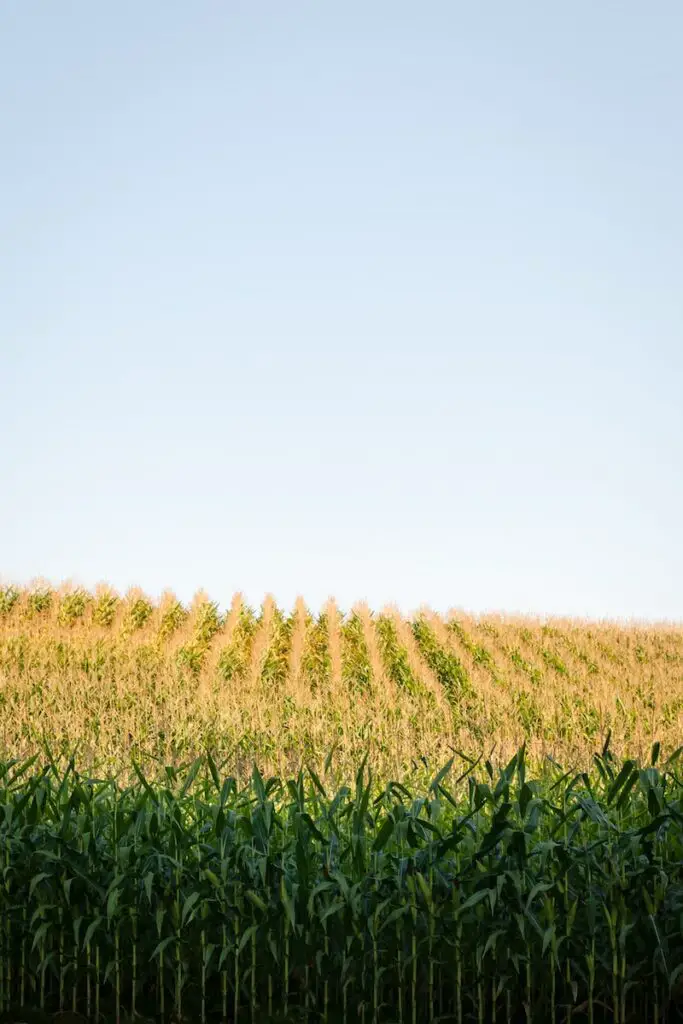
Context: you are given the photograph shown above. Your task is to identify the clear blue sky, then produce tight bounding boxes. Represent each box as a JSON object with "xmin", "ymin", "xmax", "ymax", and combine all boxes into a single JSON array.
[{"xmin": 2, "ymin": 3, "xmax": 682, "ymax": 620}]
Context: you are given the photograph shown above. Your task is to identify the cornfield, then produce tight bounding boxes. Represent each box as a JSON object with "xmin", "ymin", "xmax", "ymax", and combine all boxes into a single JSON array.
[
  {"xmin": 0, "ymin": 583, "xmax": 682, "ymax": 779},
  {"xmin": 0, "ymin": 582, "xmax": 682, "ymax": 1021},
  {"xmin": 0, "ymin": 741, "xmax": 682, "ymax": 1022}
]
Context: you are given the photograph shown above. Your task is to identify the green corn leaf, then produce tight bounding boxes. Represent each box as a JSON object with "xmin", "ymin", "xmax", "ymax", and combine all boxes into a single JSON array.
[{"xmin": 182, "ymin": 890, "xmax": 201, "ymax": 926}]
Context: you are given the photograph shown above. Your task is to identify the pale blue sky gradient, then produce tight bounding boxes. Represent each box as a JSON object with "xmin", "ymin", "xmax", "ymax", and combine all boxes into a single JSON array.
[{"xmin": 2, "ymin": 3, "xmax": 682, "ymax": 619}]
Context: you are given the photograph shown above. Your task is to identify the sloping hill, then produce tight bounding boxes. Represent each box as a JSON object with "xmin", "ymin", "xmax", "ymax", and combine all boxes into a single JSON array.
[{"xmin": 1, "ymin": 582, "xmax": 681, "ymax": 778}]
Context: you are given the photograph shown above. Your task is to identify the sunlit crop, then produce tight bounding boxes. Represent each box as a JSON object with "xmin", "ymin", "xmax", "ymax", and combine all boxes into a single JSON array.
[
  {"xmin": 0, "ymin": 582, "xmax": 682, "ymax": 1020},
  {"xmin": 0, "ymin": 583, "xmax": 680, "ymax": 780}
]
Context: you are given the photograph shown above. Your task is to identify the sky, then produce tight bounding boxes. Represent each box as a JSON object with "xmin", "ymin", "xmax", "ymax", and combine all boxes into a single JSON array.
[{"xmin": 2, "ymin": 2, "xmax": 682, "ymax": 621}]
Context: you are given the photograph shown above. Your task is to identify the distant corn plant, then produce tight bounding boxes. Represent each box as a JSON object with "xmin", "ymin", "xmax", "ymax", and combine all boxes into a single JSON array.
[
  {"xmin": 27, "ymin": 587, "xmax": 54, "ymax": 617},
  {"xmin": 0, "ymin": 583, "xmax": 682, "ymax": 782},
  {"xmin": 412, "ymin": 617, "xmax": 473, "ymax": 705},
  {"xmin": 57, "ymin": 588, "xmax": 91, "ymax": 626},
  {"xmin": 261, "ymin": 605, "xmax": 295, "ymax": 687},
  {"xmin": 0, "ymin": 586, "xmax": 19, "ymax": 616},
  {"xmin": 300, "ymin": 611, "xmax": 332, "ymax": 693},
  {"xmin": 340, "ymin": 610, "xmax": 373, "ymax": 694},
  {"xmin": 158, "ymin": 597, "xmax": 188, "ymax": 642},
  {"xmin": 92, "ymin": 591, "xmax": 119, "ymax": 628},
  {"xmin": 127, "ymin": 595, "xmax": 154, "ymax": 631},
  {"xmin": 218, "ymin": 603, "xmax": 259, "ymax": 682},
  {"xmin": 376, "ymin": 615, "xmax": 423, "ymax": 697}
]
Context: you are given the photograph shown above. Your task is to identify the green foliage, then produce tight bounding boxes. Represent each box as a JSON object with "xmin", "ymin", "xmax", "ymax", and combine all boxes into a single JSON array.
[
  {"xmin": 218, "ymin": 604, "xmax": 258, "ymax": 681},
  {"xmin": 515, "ymin": 690, "xmax": 543, "ymax": 736},
  {"xmin": 158, "ymin": 599, "xmax": 188, "ymax": 641},
  {"xmin": 176, "ymin": 603, "xmax": 224, "ymax": 678},
  {"xmin": 412, "ymin": 617, "xmax": 473, "ymax": 708},
  {"xmin": 127, "ymin": 596, "xmax": 154, "ymax": 631},
  {"xmin": 448, "ymin": 619, "xmax": 494, "ymax": 669},
  {"xmin": 92, "ymin": 592, "xmax": 118, "ymax": 627},
  {"xmin": 0, "ymin": 746, "xmax": 680, "ymax": 1022},
  {"xmin": 509, "ymin": 647, "xmax": 543, "ymax": 685},
  {"xmin": 261, "ymin": 607, "xmax": 294, "ymax": 687},
  {"xmin": 375, "ymin": 616, "xmax": 422, "ymax": 696},
  {"xmin": 300, "ymin": 612, "xmax": 331, "ymax": 692},
  {"xmin": 26, "ymin": 589, "xmax": 53, "ymax": 617},
  {"xmin": 57, "ymin": 589, "xmax": 90, "ymax": 625},
  {"xmin": 541, "ymin": 647, "xmax": 569, "ymax": 675},
  {"xmin": 193, "ymin": 600, "xmax": 223, "ymax": 646},
  {"xmin": 0, "ymin": 585, "xmax": 19, "ymax": 615},
  {"xmin": 340, "ymin": 612, "xmax": 372, "ymax": 693},
  {"xmin": 635, "ymin": 644, "xmax": 648, "ymax": 664}
]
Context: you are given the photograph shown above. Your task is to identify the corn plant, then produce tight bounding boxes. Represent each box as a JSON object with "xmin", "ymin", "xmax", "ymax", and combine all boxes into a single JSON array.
[
  {"xmin": 218, "ymin": 604, "xmax": 259, "ymax": 682},
  {"xmin": 412, "ymin": 617, "xmax": 474, "ymax": 716},
  {"xmin": 1, "ymin": 587, "xmax": 682, "ymax": 779},
  {"xmin": 0, "ymin": 586, "xmax": 20, "ymax": 616},
  {"xmin": 340, "ymin": 611, "xmax": 373, "ymax": 695},
  {"xmin": 375, "ymin": 616, "xmax": 422, "ymax": 697},
  {"xmin": 0, "ymin": 741, "xmax": 679, "ymax": 1021}
]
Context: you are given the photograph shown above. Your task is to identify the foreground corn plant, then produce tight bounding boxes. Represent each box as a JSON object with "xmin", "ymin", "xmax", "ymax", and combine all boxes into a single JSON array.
[{"xmin": 0, "ymin": 739, "xmax": 681, "ymax": 1023}]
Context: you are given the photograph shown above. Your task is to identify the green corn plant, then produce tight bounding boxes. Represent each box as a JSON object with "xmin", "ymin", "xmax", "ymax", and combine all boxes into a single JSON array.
[
  {"xmin": 300, "ymin": 611, "xmax": 332, "ymax": 694},
  {"xmin": 58, "ymin": 590, "xmax": 91, "ymax": 626},
  {"xmin": 340, "ymin": 612, "xmax": 373, "ymax": 694},
  {"xmin": 375, "ymin": 616, "xmax": 422, "ymax": 697},
  {"xmin": 127, "ymin": 595, "xmax": 154, "ymax": 632},
  {"xmin": 0, "ymin": 745, "xmax": 678, "ymax": 1020},
  {"xmin": 92, "ymin": 592, "xmax": 118, "ymax": 628},
  {"xmin": 412, "ymin": 617, "xmax": 474, "ymax": 709},
  {"xmin": 0, "ymin": 586, "xmax": 20, "ymax": 616},
  {"xmin": 218, "ymin": 604, "xmax": 259, "ymax": 682}
]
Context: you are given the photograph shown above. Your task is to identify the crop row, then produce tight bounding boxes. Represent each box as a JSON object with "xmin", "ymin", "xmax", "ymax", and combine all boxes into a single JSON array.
[
  {"xmin": 0, "ymin": 741, "xmax": 681, "ymax": 1022},
  {"xmin": 1, "ymin": 587, "xmax": 682, "ymax": 778}
]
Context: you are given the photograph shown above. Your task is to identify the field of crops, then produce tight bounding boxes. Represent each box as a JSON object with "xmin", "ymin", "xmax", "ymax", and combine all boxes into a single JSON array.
[
  {"xmin": 0, "ymin": 583, "xmax": 682, "ymax": 1022},
  {"xmin": 0, "ymin": 583, "xmax": 682, "ymax": 779},
  {"xmin": 0, "ymin": 743, "xmax": 682, "ymax": 1023}
]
